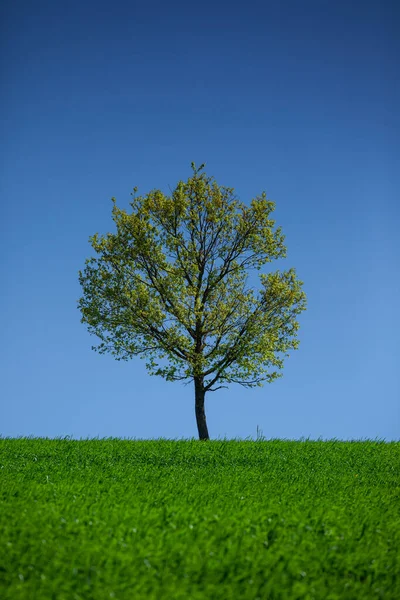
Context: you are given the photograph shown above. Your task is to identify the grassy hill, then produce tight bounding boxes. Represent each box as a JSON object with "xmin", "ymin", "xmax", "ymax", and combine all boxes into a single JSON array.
[{"xmin": 0, "ymin": 438, "xmax": 399, "ymax": 599}]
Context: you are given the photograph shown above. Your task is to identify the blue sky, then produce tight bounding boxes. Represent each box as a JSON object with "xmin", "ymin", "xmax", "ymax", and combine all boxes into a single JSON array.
[{"xmin": 1, "ymin": 0, "xmax": 399, "ymax": 441}]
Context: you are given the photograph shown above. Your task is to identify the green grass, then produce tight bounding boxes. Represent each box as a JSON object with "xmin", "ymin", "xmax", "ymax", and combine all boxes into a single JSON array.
[{"xmin": 0, "ymin": 438, "xmax": 399, "ymax": 599}]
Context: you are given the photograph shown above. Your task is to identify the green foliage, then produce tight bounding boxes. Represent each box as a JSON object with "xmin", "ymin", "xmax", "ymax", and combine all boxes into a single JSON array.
[
  {"xmin": 1, "ymin": 438, "xmax": 399, "ymax": 599},
  {"xmin": 78, "ymin": 164, "xmax": 306, "ymax": 390}
]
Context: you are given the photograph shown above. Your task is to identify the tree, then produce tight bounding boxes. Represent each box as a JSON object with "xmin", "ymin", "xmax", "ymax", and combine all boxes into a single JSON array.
[{"xmin": 78, "ymin": 163, "xmax": 306, "ymax": 440}]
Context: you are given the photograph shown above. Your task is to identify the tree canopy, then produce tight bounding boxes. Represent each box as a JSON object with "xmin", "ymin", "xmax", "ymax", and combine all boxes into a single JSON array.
[{"xmin": 78, "ymin": 163, "xmax": 306, "ymax": 439}]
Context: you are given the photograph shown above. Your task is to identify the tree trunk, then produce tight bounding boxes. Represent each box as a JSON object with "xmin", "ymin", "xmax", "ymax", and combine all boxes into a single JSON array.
[{"xmin": 194, "ymin": 376, "xmax": 209, "ymax": 440}]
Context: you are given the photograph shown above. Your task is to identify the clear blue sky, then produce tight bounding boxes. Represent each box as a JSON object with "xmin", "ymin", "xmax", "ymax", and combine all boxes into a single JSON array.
[{"xmin": 1, "ymin": 0, "xmax": 399, "ymax": 441}]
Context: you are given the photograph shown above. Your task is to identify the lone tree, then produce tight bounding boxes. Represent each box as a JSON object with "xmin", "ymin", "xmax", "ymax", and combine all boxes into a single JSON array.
[{"xmin": 78, "ymin": 164, "xmax": 306, "ymax": 440}]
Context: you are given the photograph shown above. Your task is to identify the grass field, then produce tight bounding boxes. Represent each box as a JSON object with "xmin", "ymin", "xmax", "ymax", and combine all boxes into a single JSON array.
[{"xmin": 0, "ymin": 438, "xmax": 399, "ymax": 599}]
